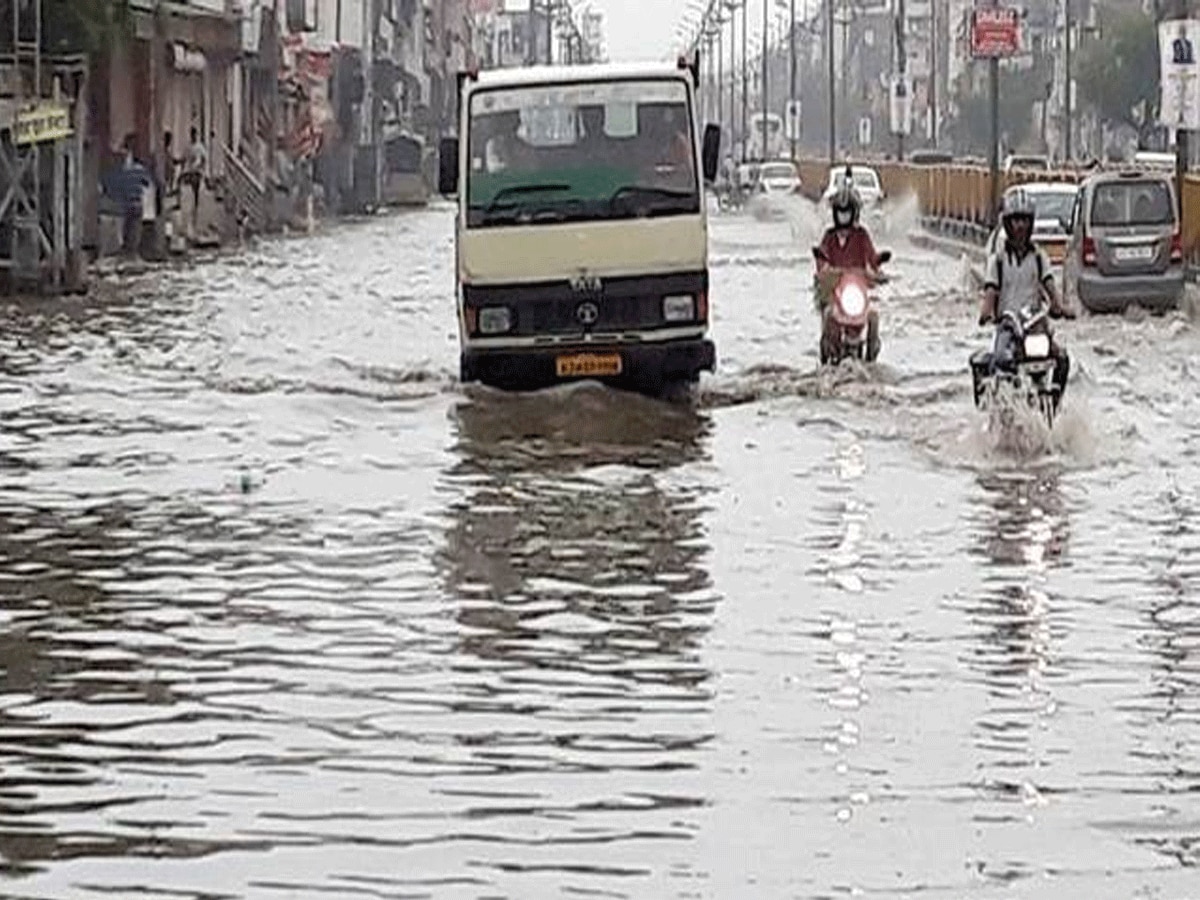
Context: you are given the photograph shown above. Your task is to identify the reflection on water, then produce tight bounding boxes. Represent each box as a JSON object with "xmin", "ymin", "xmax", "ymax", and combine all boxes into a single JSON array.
[
  {"xmin": 813, "ymin": 439, "xmax": 874, "ymax": 826},
  {"xmin": 965, "ymin": 469, "xmax": 1071, "ymax": 834},
  {"xmin": 1, "ymin": 208, "xmax": 1198, "ymax": 897},
  {"xmin": 431, "ymin": 385, "xmax": 721, "ymax": 891}
]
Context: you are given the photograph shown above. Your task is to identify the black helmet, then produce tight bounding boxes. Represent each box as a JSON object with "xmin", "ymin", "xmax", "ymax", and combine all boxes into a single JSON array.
[
  {"xmin": 830, "ymin": 169, "xmax": 861, "ymax": 226},
  {"xmin": 1001, "ymin": 188, "xmax": 1035, "ymax": 238}
]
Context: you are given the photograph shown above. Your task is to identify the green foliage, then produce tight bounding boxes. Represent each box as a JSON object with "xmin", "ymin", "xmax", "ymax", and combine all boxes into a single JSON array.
[
  {"xmin": 947, "ymin": 67, "xmax": 1045, "ymax": 155},
  {"xmin": 1075, "ymin": 5, "xmax": 1159, "ymax": 129}
]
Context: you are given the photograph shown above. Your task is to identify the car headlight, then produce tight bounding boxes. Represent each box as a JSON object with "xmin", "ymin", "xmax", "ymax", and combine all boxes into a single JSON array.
[
  {"xmin": 663, "ymin": 295, "xmax": 695, "ymax": 321},
  {"xmin": 478, "ymin": 306, "xmax": 512, "ymax": 334}
]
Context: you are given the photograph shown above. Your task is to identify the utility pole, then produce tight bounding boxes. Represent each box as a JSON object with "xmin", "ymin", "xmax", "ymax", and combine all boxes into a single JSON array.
[
  {"xmin": 762, "ymin": 0, "xmax": 769, "ymax": 160},
  {"xmin": 827, "ymin": 0, "xmax": 836, "ymax": 161},
  {"xmin": 729, "ymin": 3, "xmax": 737, "ymax": 162},
  {"xmin": 527, "ymin": 0, "xmax": 536, "ymax": 64},
  {"xmin": 1064, "ymin": 0, "xmax": 1072, "ymax": 163},
  {"xmin": 930, "ymin": 0, "xmax": 938, "ymax": 146},
  {"xmin": 790, "ymin": 0, "xmax": 797, "ymax": 160},
  {"xmin": 1160, "ymin": 0, "xmax": 1191, "ymax": 208},
  {"xmin": 741, "ymin": 0, "xmax": 748, "ymax": 162},
  {"xmin": 988, "ymin": 0, "xmax": 1001, "ymax": 225},
  {"xmin": 896, "ymin": 0, "xmax": 907, "ymax": 160},
  {"xmin": 717, "ymin": 23, "xmax": 724, "ymax": 136}
]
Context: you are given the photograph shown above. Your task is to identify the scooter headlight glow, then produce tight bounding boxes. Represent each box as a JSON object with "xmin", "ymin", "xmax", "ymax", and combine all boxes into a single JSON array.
[{"xmin": 838, "ymin": 283, "xmax": 867, "ymax": 317}]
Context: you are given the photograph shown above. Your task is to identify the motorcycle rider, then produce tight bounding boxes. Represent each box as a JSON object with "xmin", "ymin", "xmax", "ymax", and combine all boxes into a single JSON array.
[
  {"xmin": 977, "ymin": 189, "xmax": 1076, "ymax": 404},
  {"xmin": 815, "ymin": 177, "xmax": 886, "ymax": 360}
]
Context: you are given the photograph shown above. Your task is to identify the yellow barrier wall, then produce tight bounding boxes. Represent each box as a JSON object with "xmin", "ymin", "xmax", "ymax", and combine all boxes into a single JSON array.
[{"xmin": 795, "ymin": 158, "xmax": 1200, "ymax": 257}]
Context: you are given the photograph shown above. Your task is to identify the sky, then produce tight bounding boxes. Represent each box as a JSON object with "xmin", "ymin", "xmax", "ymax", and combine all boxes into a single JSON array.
[{"xmin": 503, "ymin": 0, "xmax": 786, "ymax": 64}]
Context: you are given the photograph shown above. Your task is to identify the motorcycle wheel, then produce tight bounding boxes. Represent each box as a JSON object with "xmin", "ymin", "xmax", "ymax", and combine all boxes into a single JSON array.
[
  {"xmin": 1039, "ymin": 394, "xmax": 1056, "ymax": 430},
  {"xmin": 820, "ymin": 324, "xmax": 842, "ymax": 366},
  {"xmin": 866, "ymin": 317, "xmax": 881, "ymax": 362}
]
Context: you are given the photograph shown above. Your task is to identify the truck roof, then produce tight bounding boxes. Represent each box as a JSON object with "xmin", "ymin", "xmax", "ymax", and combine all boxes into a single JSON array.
[{"xmin": 471, "ymin": 61, "xmax": 692, "ymax": 89}]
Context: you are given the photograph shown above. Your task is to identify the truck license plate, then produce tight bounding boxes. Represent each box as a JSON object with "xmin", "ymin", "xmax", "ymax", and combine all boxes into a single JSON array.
[{"xmin": 555, "ymin": 353, "xmax": 622, "ymax": 378}]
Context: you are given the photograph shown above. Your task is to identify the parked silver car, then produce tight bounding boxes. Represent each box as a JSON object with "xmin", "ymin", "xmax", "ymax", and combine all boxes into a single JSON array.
[{"xmin": 1062, "ymin": 171, "xmax": 1184, "ymax": 314}]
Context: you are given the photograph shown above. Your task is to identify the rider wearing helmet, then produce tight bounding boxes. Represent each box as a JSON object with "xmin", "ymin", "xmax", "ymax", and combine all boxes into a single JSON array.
[
  {"xmin": 815, "ymin": 172, "xmax": 886, "ymax": 357},
  {"xmin": 979, "ymin": 188, "xmax": 1075, "ymax": 400},
  {"xmin": 816, "ymin": 177, "xmax": 885, "ymax": 275}
]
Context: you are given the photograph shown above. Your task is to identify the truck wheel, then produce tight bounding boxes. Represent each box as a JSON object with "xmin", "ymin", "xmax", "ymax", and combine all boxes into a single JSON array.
[
  {"xmin": 658, "ymin": 374, "xmax": 697, "ymax": 404},
  {"xmin": 459, "ymin": 354, "xmax": 476, "ymax": 385}
]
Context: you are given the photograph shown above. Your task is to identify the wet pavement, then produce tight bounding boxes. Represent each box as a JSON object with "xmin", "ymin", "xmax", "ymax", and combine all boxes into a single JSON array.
[{"xmin": 0, "ymin": 198, "xmax": 1197, "ymax": 899}]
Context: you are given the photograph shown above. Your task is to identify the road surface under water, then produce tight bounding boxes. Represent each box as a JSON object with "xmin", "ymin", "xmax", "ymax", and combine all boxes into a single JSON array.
[{"xmin": 0, "ymin": 198, "xmax": 1197, "ymax": 899}]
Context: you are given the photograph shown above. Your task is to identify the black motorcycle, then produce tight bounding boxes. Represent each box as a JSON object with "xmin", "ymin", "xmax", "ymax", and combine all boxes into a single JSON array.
[{"xmin": 969, "ymin": 303, "xmax": 1063, "ymax": 429}]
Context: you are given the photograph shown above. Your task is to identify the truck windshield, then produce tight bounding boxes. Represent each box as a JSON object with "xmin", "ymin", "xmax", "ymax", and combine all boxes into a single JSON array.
[{"xmin": 466, "ymin": 78, "xmax": 698, "ymax": 228}]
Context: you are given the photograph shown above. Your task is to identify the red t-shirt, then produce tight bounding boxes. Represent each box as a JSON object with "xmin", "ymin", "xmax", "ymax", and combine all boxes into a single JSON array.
[{"xmin": 817, "ymin": 225, "xmax": 880, "ymax": 270}]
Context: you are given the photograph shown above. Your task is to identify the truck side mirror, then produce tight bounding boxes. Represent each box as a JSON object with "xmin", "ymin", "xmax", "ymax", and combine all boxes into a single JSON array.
[
  {"xmin": 438, "ymin": 137, "xmax": 459, "ymax": 196},
  {"xmin": 702, "ymin": 124, "xmax": 721, "ymax": 183}
]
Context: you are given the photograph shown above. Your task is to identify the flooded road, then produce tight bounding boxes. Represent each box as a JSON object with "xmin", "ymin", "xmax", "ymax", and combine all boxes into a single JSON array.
[{"xmin": 1, "ymin": 200, "xmax": 1197, "ymax": 899}]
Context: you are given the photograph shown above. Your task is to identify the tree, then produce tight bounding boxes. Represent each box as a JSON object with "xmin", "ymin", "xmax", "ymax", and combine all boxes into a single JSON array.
[
  {"xmin": 947, "ymin": 65, "xmax": 1046, "ymax": 156},
  {"xmin": 1075, "ymin": 5, "xmax": 1159, "ymax": 134}
]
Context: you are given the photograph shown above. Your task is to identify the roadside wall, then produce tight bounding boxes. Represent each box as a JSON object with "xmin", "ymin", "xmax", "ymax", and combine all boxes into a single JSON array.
[{"xmin": 794, "ymin": 159, "xmax": 1200, "ymax": 263}]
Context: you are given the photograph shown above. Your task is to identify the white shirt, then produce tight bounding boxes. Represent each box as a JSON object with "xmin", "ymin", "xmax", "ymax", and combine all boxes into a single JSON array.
[{"xmin": 984, "ymin": 243, "xmax": 1053, "ymax": 318}]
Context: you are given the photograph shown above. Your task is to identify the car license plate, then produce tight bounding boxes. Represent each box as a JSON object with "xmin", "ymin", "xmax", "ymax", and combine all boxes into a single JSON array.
[
  {"xmin": 556, "ymin": 353, "xmax": 623, "ymax": 378},
  {"xmin": 1039, "ymin": 241, "xmax": 1066, "ymax": 263},
  {"xmin": 1114, "ymin": 245, "xmax": 1154, "ymax": 262}
]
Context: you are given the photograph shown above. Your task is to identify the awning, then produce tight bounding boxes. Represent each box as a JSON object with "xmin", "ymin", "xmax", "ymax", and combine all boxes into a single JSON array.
[{"xmin": 132, "ymin": 2, "xmax": 240, "ymax": 55}]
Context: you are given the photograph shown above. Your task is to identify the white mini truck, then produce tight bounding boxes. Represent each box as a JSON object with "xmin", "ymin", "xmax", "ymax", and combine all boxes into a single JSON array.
[{"xmin": 438, "ymin": 56, "xmax": 722, "ymax": 394}]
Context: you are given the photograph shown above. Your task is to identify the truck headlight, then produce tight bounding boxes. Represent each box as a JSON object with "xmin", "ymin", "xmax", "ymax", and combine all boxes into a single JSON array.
[
  {"xmin": 478, "ymin": 306, "xmax": 512, "ymax": 334},
  {"xmin": 663, "ymin": 295, "xmax": 695, "ymax": 321}
]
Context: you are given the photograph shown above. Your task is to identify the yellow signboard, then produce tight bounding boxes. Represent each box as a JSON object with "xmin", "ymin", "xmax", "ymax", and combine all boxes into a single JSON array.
[{"xmin": 14, "ymin": 103, "xmax": 73, "ymax": 145}]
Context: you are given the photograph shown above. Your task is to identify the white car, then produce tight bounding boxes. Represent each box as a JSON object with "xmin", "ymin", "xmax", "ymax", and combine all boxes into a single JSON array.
[
  {"xmin": 822, "ymin": 164, "xmax": 884, "ymax": 209},
  {"xmin": 1003, "ymin": 154, "xmax": 1051, "ymax": 173},
  {"xmin": 757, "ymin": 160, "xmax": 802, "ymax": 196}
]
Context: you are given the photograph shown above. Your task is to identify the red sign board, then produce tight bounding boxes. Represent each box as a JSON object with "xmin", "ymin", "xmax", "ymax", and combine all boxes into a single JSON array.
[{"xmin": 971, "ymin": 7, "xmax": 1021, "ymax": 58}]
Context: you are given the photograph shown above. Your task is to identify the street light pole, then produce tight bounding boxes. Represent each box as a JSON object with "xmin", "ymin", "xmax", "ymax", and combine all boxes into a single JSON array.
[
  {"xmin": 717, "ymin": 23, "xmax": 724, "ymax": 135},
  {"xmin": 896, "ymin": 0, "xmax": 906, "ymax": 161},
  {"xmin": 724, "ymin": 3, "xmax": 734, "ymax": 162},
  {"xmin": 1064, "ymin": 0, "xmax": 1073, "ymax": 163},
  {"xmin": 988, "ymin": 0, "xmax": 1001, "ymax": 225},
  {"xmin": 741, "ymin": 0, "xmax": 748, "ymax": 162},
  {"xmin": 790, "ymin": 0, "xmax": 797, "ymax": 160},
  {"xmin": 762, "ymin": 0, "xmax": 769, "ymax": 160},
  {"xmin": 930, "ymin": 0, "xmax": 938, "ymax": 146},
  {"xmin": 827, "ymin": 0, "xmax": 836, "ymax": 162}
]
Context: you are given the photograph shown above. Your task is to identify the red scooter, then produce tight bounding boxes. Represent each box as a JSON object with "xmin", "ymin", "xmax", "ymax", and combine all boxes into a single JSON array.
[{"xmin": 812, "ymin": 247, "xmax": 891, "ymax": 365}]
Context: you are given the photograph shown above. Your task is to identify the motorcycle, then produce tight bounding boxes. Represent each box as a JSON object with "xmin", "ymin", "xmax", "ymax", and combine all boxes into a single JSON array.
[
  {"xmin": 812, "ymin": 247, "xmax": 892, "ymax": 365},
  {"xmin": 969, "ymin": 303, "xmax": 1063, "ymax": 429}
]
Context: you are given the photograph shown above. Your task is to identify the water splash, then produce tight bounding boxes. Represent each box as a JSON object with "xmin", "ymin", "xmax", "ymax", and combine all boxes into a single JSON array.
[
  {"xmin": 781, "ymin": 196, "xmax": 830, "ymax": 248},
  {"xmin": 877, "ymin": 191, "xmax": 924, "ymax": 246},
  {"xmin": 699, "ymin": 358, "xmax": 904, "ymax": 410},
  {"xmin": 938, "ymin": 384, "xmax": 1104, "ymax": 470},
  {"xmin": 1181, "ymin": 283, "xmax": 1200, "ymax": 323}
]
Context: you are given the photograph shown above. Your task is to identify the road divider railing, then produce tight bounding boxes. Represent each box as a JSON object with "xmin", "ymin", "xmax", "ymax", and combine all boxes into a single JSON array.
[{"xmin": 794, "ymin": 158, "xmax": 1200, "ymax": 267}]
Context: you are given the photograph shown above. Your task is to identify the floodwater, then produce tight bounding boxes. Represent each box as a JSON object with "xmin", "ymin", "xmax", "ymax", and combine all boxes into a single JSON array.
[{"xmin": 0, "ymin": 196, "xmax": 1197, "ymax": 899}]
